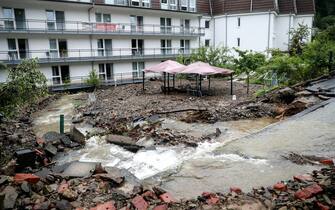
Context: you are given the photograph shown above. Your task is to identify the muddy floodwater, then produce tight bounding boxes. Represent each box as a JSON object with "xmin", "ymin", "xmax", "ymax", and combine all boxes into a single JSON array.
[{"xmin": 32, "ymin": 95, "xmax": 335, "ymax": 200}]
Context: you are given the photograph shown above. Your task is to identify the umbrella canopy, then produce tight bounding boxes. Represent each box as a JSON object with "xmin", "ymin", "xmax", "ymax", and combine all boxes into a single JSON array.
[
  {"xmin": 143, "ymin": 60, "xmax": 185, "ymax": 74},
  {"xmin": 178, "ymin": 61, "xmax": 233, "ymax": 76}
]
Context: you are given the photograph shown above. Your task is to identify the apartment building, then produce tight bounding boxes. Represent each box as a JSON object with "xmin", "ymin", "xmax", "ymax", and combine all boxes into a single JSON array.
[{"xmin": 0, "ymin": 0, "xmax": 314, "ymax": 86}]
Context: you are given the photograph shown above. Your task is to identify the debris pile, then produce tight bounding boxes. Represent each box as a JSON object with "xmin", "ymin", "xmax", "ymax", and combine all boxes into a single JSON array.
[{"xmin": 0, "ymin": 162, "xmax": 333, "ymax": 209}]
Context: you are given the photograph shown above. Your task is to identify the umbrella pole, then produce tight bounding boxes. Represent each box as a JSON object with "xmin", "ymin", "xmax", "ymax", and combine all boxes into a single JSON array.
[
  {"xmin": 199, "ymin": 75, "xmax": 202, "ymax": 97},
  {"xmin": 230, "ymin": 73, "xmax": 233, "ymax": 95},
  {"xmin": 167, "ymin": 73, "xmax": 170, "ymax": 94},
  {"xmin": 163, "ymin": 72, "xmax": 166, "ymax": 94},
  {"xmin": 208, "ymin": 76, "xmax": 211, "ymax": 92},
  {"xmin": 142, "ymin": 71, "xmax": 145, "ymax": 92},
  {"xmin": 173, "ymin": 75, "xmax": 175, "ymax": 89}
]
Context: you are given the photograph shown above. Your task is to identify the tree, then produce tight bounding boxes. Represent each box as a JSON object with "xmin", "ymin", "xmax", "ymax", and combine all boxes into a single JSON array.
[
  {"xmin": 289, "ymin": 24, "xmax": 310, "ymax": 56},
  {"xmin": 0, "ymin": 59, "xmax": 47, "ymax": 116},
  {"xmin": 233, "ymin": 49, "xmax": 266, "ymax": 94}
]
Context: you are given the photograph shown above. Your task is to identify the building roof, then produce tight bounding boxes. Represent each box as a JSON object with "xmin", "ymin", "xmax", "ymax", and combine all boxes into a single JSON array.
[{"xmin": 210, "ymin": 0, "xmax": 315, "ymax": 15}]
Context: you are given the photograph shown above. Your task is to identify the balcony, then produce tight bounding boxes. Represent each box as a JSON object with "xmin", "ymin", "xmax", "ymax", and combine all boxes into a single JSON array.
[
  {"xmin": 0, "ymin": 19, "xmax": 204, "ymax": 37},
  {"xmin": 0, "ymin": 48, "xmax": 194, "ymax": 65}
]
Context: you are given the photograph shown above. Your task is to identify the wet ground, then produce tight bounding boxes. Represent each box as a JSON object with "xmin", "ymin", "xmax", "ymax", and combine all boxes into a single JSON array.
[
  {"xmin": 31, "ymin": 93, "xmax": 335, "ymax": 200},
  {"xmin": 32, "ymin": 93, "xmax": 86, "ymax": 137}
]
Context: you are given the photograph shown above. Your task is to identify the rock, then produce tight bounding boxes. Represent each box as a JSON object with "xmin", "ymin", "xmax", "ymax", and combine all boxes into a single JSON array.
[
  {"xmin": 230, "ymin": 187, "xmax": 242, "ymax": 194},
  {"xmin": 0, "ymin": 160, "xmax": 16, "ymax": 176},
  {"xmin": 90, "ymin": 201, "xmax": 116, "ymax": 210},
  {"xmin": 62, "ymin": 161, "xmax": 96, "ymax": 178},
  {"xmin": 136, "ymin": 137, "xmax": 155, "ymax": 148},
  {"xmin": 142, "ymin": 190, "xmax": 158, "ymax": 200},
  {"xmin": 61, "ymin": 189, "xmax": 78, "ymax": 201},
  {"xmin": 21, "ymin": 181, "xmax": 31, "ymax": 193},
  {"xmin": 295, "ymin": 184, "xmax": 323, "ymax": 200},
  {"xmin": 56, "ymin": 199, "xmax": 72, "ymax": 210},
  {"xmin": 71, "ymin": 126, "xmax": 87, "ymax": 144},
  {"xmin": 202, "ymin": 192, "xmax": 219, "ymax": 205},
  {"xmin": 6, "ymin": 134, "xmax": 19, "ymax": 143},
  {"xmin": 43, "ymin": 131, "xmax": 62, "ymax": 145},
  {"xmin": 106, "ymin": 134, "xmax": 143, "ymax": 153},
  {"xmin": 153, "ymin": 204, "xmax": 168, "ymax": 210},
  {"xmin": 14, "ymin": 173, "xmax": 40, "ymax": 184},
  {"xmin": 33, "ymin": 201, "xmax": 50, "ymax": 210},
  {"xmin": 316, "ymin": 202, "xmax": 330, "ymax": 210},
  {"xmin": 58, "ymin": 182, "xmax": 69, "ymax": 194},
  {"xmin": 0, "ymin": 186, "xmax": 18, "ymax": 209},
  {"xmin": 93, "ymin": 163, "xmax": 107, "ymax": 174},
  {"xmin": 0, "ymin": 175, "xmax": 8, "ymax": 185},
  {"xmin": 293, "ymin": 174, "xmax": 313, "ymax": 182},
  {"xmin": 94, "ymin": 172, "xmax": 124, "ymax": 185},
  {"xmin": 273, "ymin": 183, "xmax": 287, "ymax": 191},
  {"xmin": 159, "ymin": 192, "xmax": 177, "ymax": 203},
  {"xmin": 60, "ymin": 134, "xmax": 73, "ymax": 147},
  {"xmin": 45, "ymin": 143, "xmax": 58, "ymax": 156},
  {"xmin": 131, "ymin": 195, "xmax": 148, "ymax": 210}
]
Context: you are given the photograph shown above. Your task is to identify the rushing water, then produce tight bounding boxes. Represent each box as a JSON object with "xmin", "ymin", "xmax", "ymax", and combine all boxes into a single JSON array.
[{"xmin": 32, "ymin": 95, "xmax": 335, "ymax": 200}]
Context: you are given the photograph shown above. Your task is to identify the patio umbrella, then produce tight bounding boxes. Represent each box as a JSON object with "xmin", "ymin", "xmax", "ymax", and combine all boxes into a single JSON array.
[
  {"xmin": 143, "ymin": 60, "xmax": 185, "ymax": 74},
  {"xmin": 143, "ymin": 60, "xmax": 185, "ymax": 92},
  {"xmin": 179, "ymin": 61, "xmax": 233, "ymax": 75},
  {"xmin": 176, "ymin": 61, "xmax": 234, "ymax": 96}
]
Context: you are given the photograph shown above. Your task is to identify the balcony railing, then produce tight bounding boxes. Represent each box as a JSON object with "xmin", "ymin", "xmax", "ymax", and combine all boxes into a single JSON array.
[
  {"xmin": 0, "ymin": 48, "xmax": 194, "ymax": 64},
  {"xmin": 0, "ymin": 18, "xmax": 205, "ymax": 36}
]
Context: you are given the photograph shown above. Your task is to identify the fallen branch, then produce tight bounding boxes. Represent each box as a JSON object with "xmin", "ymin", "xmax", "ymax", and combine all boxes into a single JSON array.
[{"xmin": 156, "ymin": 108, "xmax": 207, "ymax": 115}]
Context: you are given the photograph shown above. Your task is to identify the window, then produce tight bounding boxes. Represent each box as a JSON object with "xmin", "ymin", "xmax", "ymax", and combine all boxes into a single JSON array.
[
  {"xmin": 3, "ymin": 7, "xmax": 26, "ymax": 30},
  {"xmin": 238, "ymin": 17, "xmax": 241, "ymax": 27},
  {"xmin": 160, "ymin": 17, "xmax": 171, "ymax": 33},
  {"xmin": 237, "ymin": 38, "xmax": 240, "ymax": 47},
  {"xmin": 180, "ymin": 39, "xmax": 190, "ymax": 54},
  {"xmin": 205, "ymin": 39, "xmax": 210, "ymax": 47},
  {"xmin": 7, "ymin": 38, "xmax": 28, "ymax": 60},
  {"xmin": 131, "ymin": 39, "xmax": 144, "ymax": 55},
  {"xmin": 180, "ymin": 0, "xmax": 188, "ymax": 11},
  {"xmin": 52, "ymin": 65, "xmax": 70, "ymax": 85},
  {"xmin": 52, "ymin": 66, "xmax": 61, "ymax": 85},
  {"xmin": 132, "ymin": 62, "xmax": 144, "ymax": 78},
  {"xmin": 96, "ymin": 13, "xmax": 111, "ymax": 23},
  {"xmin": 161, "ymin": 0, "xmax": 167, "ymax": 3},
  {"xmin": 96, "ymin": 13, "xmax": 102, "ymax": 22},
  {"xmin": 7, "ymin": 38, "xmax": 17, "ymax": 60},
  {"xmin": 131, "ymin": 0, "xmax": 140, "ymax": 6},
  {"xmin": 49, "ymin": 39, "xmax": 67, "ymax": 58},
  {"xmin": 161, "ymin": 39, "xmax": 172, "ymax": 55},
  {"xmin": 142, "ymin": 0, "xmax": 150, "ymax": 7},
  {"xmin": 46, "ymin": 10, "xmax": 65, "ymax": 30},
  {"xmin": 49, "ymin": 39, "xmax": 58, "ymax": 58},
  {"xmin": 189, "ymin": 0, "xmax": 196, "ymax": 12},
  {"xmin": 205, "ymin": 20, "xmax": 210, "ymax": 29},
  {"xmin": 97, "ymin": 39, "xmax": 112, "ymax": 57},
  {"xmin": 3, "ymin": 8, "xmax": 14, "ymax": 29},
  {"xmin": 98, "ymin": 63, "xmax": 114, "ymax": 81}
]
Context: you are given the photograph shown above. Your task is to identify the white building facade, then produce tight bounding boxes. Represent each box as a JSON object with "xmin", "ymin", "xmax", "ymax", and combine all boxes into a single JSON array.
[{"xmin": 0, "ymin": 0, "xmax": 314, "ymax": 86}]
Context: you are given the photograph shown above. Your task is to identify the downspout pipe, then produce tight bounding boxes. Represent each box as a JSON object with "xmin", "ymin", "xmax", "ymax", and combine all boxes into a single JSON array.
[
  {"xmin": 267, "ymin": 10, "xmax": 271, "ymax": 54},
  {"xmin": 88, "ymin": 1, "xmax": 95, "ymax": 62}
]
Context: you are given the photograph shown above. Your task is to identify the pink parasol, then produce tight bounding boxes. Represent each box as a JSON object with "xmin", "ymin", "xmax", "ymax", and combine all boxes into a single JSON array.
[{"xmin": 143, "ymin": 60, "xmax": 185, "ymax": 74}]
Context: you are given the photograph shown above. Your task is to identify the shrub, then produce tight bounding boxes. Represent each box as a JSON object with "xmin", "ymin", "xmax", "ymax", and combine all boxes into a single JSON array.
[
  {"xmin": 85, "ymin": 69, "xmax": 100, "ymax": 87},
  {"xmin": 0, "ymin": 59, "xmax": 48, "ymax": 117}
]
